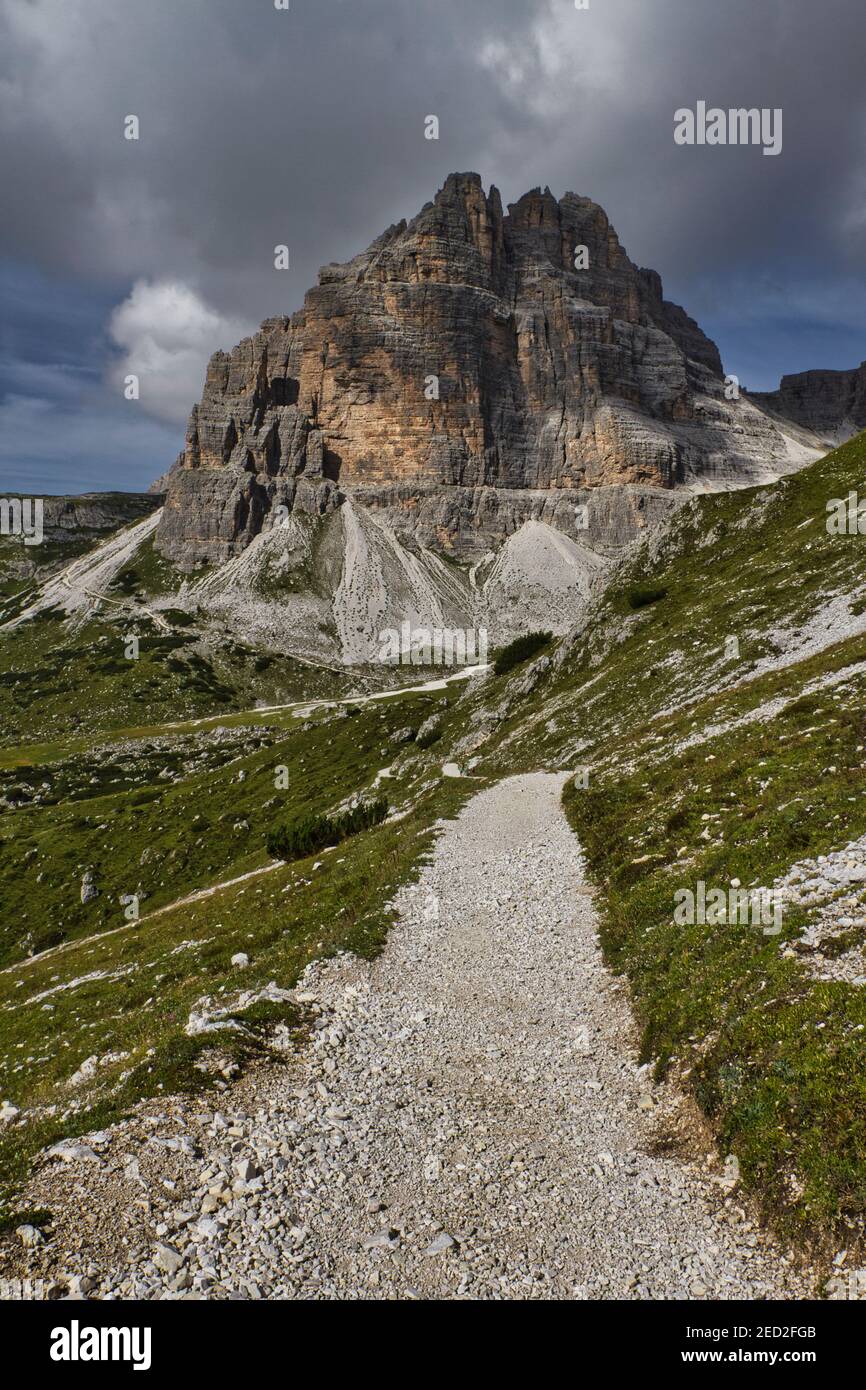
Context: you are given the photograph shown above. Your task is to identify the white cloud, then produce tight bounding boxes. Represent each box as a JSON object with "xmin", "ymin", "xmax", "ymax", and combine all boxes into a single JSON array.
[{"xmin": 107, "ymin": 279, "xmax": 254, "ymax": 426}]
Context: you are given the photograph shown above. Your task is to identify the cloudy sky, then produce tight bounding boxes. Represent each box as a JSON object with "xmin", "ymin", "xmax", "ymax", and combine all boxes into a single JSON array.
[{"xmin": 1, "ymin": 0, "xmax": 863, "ymax": 494}]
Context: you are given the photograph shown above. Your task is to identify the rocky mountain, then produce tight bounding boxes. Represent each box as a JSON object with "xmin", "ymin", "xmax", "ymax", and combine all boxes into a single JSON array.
[
  {"xmin": 140, "ymin": 173, "xmax": 837, "ymax": 661},
  {"xmin": 157, "ymin": 174, "xmax": 823, "ymax": 562},
  {"xmin": 7, "ymin": 176, "xmax": 859, "ymax": 666},
  {"xmin": 753, "ymin": 361, "xmax": 866, "ymax": 444}
]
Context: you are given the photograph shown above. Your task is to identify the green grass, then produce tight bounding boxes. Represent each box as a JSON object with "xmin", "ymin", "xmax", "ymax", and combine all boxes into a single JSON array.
[
  {"xmin": 562, "ymin": 695, "xmax": 866, "ymax": 1245},
  {"xmin": 109, "ymin": 535, "xmax": 183, "ymax": 599},
  {"xmin": 0, "ymin": 603, "xmax": 373, "ymax": 749},
  {"xmin": 0, "ymin": 684, "xmax": 466, "ymax": 968},
  {"xmin": 0, "ymin": 614, "xmax": 241, "ymax": 746}
]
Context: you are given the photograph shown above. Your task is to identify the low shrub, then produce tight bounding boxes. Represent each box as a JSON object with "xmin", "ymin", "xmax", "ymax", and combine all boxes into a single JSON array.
[
  {"xmin": 266, "ymin": 797, "xmax": 389, "ymax": 861},
  {"xmin": 626, "ymin": 586, "xmax": 668, "ymax": 610},
  {"xmin": 415, "ymin": 724, "xmax": 442, "ymax": 749},
  {"xmin": 163, "ymin": 608, "xmax": 196, "ymax": 628},
  {"xmin": 493, "ymin": 630, "xmax": 553, "ymax": 676}
]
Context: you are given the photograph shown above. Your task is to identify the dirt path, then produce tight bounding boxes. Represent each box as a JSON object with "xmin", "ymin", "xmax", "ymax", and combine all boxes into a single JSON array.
[
  {"xmin": 242, "ymin": 771, "xmax": 810, "ymax": 1299},
  {"xmin": 11, "ymin": 773, "xmax": 814, "ymax": 1299}
]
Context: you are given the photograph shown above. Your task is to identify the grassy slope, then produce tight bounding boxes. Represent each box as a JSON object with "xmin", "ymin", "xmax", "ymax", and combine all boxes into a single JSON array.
[
  {"xmin": 0, "ymin": 685, "xmax": 462, "ymax": 966},
  {"xmin": 0, "ymin": 602, "xmax": 361, "ymax": 748},
  {"xmin": 459, "ymin": 430, "xmax": 866, "ymax": 1253},
  {"xmin": 0, "ymin": 528, "xmax": 472, "ymax": 748},
  {"xmin": 0, "ymin": 674, "xmax": 474, "ymax": 1213}
]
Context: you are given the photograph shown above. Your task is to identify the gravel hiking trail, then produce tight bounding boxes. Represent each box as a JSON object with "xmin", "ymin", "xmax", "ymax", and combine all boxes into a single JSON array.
[
  {"xmin": 15, "ymin": 773, "xmax": 813, "ymax": 1299},
  {"xmin": 265, "ymin": 771, "xmax": 810, "ymax": 1299}
]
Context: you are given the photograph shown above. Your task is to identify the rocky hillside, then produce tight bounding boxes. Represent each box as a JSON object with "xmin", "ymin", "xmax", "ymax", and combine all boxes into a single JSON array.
[
  {"xmin": 3, "ymin": 432, "xmax": 866, "ymax": 1293},
  {"xmin": 436, "ymin": 428, "xmax": 866, "ymax": 1255},
  {"xmin": 0, "ymin": 493, "xmax": 160, "ymax": 595}
]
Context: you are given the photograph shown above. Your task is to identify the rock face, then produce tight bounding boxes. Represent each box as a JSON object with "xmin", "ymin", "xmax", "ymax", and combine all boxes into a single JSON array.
[
  {"xmin": 0, "ymin": 493, "xmax": 160, "ymax": 585},
  {"xmin": 752, "ymin": 363, "xmax": 866, "ymax": 445},
  {"xmin": 155, "ymin": 173, "xmax": 822, "ymax": 574},
  {"xmin": 32, "ymin": 494, "xmax": 160, "ymax": 537}
]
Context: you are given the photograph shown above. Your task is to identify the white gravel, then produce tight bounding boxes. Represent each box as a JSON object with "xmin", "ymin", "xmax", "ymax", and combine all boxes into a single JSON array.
[
  {"xmin": 2, "ymin": 510, "xmax": 163, "ymax": 631},
  {"xmin": 772, "ymin": 833, "xmax": 866, "ymax": 985}
]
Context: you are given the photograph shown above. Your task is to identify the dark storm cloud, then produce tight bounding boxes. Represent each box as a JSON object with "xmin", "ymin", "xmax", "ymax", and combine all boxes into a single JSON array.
[
  {"xmin": 0, "ymin": 0, "xmax": 543, "ymax": 322},
  {"xmin": 0, "ymin": 0, "xmax": 864, "ymax": 489}
]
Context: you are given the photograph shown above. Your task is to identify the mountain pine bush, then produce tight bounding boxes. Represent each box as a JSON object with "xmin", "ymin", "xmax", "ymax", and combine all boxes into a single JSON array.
[{"xmin": 266, "ymin": 797, "xmax": 389, "ymax": 861}]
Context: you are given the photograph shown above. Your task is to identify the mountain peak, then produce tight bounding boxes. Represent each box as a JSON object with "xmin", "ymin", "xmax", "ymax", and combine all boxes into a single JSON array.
[{"xmin": 155, "ymin": 175, "xmax": 828, "ymax": 594}]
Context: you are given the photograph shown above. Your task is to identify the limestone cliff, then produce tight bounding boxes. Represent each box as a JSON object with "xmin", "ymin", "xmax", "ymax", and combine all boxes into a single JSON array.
[
  {"xmin": 752, "ymin": 362, "xmax": 866, "ymax": 445},
  {"xmin": 155, "ymin": 173, "xmax": 823, "ymax": 572}
]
